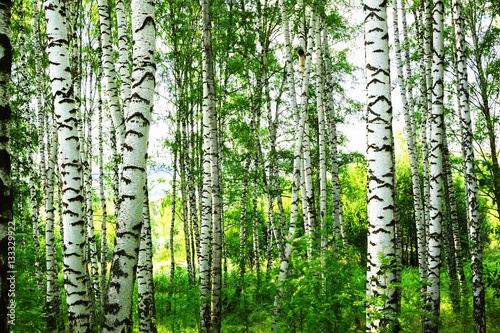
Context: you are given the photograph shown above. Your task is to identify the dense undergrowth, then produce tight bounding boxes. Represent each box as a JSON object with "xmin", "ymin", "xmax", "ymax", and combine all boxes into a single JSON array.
[
  {"xmin": 145, "ymin": 248, "xmax": 500, "ymax": 333},
  {"xmin": 10, "ymin": 247, "xmax": 500, "ymax": 332}
]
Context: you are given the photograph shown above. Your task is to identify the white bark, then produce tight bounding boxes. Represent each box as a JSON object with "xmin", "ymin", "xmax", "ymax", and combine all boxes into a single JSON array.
[
  {"xmin": 97, "ymin": 0, "xmax": 125, "ymax": 150},
  {"xmin": 315, "ymin": 14, "xmax": 327, "ymax": 258},
  {"xmin": 272, "ymin": 5, "xmax": 314, "ymax": 329},
  {"xmin": 200, "ymin": 0, "xmax": 214, "ymax": 330},
  {"xmin": 425, "ymin": 0, "xmax": 445, "ymax": 330},
  {"xmin": 45, "ymin": 0, "xmax": 92, "ymax": 330},
  {"xmin": 364, "ymin": 0, "xmax": 397, "ymax": 330},
  {"xmin": 138, "ymin": 181, "xmax": 156, "ymax": 332},
  {"xmin": 452, "ymin": 0, "xmax": 486, "ymax": 330},
  {"xmin": 101, "ymin": 0, "xmax": 155, "ymax": 330},
  {"xmin": 393, "ymin": 0, "xmax": 428, "ymax": 316}
]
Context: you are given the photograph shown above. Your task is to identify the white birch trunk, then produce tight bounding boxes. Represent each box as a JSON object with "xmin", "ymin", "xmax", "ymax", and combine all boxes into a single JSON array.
[
  {"xmin": 323, "ymin": 39, "xmax": 347, "ymax": 251},
  {"xmin": 138, "ymin": 180, "xmax": 156, "ymax": 332},
  {"xmin": 238, "ymin": 158, "xmax": 250, "ymax": 292},
  {"xmin": 425, "ymin": 0, "xmax": 445, "ymax": 330},
  {"xmin": 101, "ymin": 0, "xmax": 155, "ymax": 330},
  {"xmin": 452, "ymin": 0, "xmax": 486, "ymax": 330},
  {"xmin": 116, "ymin": 0, "xmax": 131, "ymax": 117},
  {"xmin": 272, "ymin": 5, "xmax": 314, "ymax": 329},
  {"xmin": 315, "ymin": 14, "xmax": 327, "ymax": 258},
  {"xmin": 393, "ymin": 0, "xmax": 428, "ymax": 317},
  {"xmin": 98, "ymin": 82, "xmax": 108, "ymax": 310},
  {"xmin": 200, "ymin": 0, "xmax": 214, "ymax": 329},
  {"xmin": 45, "ymin": 121, "xmax": 58, "ymax": 331},
  {"xmin": 364, "ymin": 0, "xmax": 397, "ymax": 330},
  {"xmin": 45, "ymin": 0, "xmax": 92, "ymax": 330},
  {"xmin": 97, "ymin": 0, "xmax": 125, "ymax": 150}
]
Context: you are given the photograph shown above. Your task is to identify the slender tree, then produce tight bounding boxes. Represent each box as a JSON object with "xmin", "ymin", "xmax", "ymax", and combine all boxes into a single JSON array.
[
  {"xmin": 364, "ymin": 0, "xmax": 397, "ymax": 330},
  {"xmin": 45, "ymin": 0, "xmax": 92, "ymax": 330},
  {"xmin": 453, "ymin": 0, "xmax": 486, "ymax": 330},
  {"xmin": 394, "ymin": 0, "xmax": 428, "ymax": 319},
  {"xmin": 101, "ymin": 0, "xmax": 156, "ymax": 330},
  {"xmin": 424, "ymin": 0, "xmax": 445, "ymax": 330},
  {"xmin": 200, "ymin": 0, "xmax": 215, "ymax": 330},
  {"xmin": 138, "ymin": 179, "xmax": 157, "ymax": 332}
]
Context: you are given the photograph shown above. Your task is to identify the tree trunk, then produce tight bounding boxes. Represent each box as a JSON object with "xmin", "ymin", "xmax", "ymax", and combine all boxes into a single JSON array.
[
  {"xmin": 238, "ymin": 158, "xmax": 250, "ymax": 294},
  {"xmin": 272, "ymin": 4, "xmax": 313, "ymax": 329},
  {"xmin": 323, "ymin": 39, "xmax": 347, "ymax": 251},
  {"xmin": 315, "ymin": 13, "xmax": 327, "ymax": 260},
  {"xmin": 101, "ymin": 0, "xmax": 155, "ymax": 330},
  {"xmin": 98, "ymin": 79, "xmax": 108, "ymax": 310},
  {"xmin": 453, "ymin": 0, "xmax": 486, "ymax": 330},
  {"xmin": 425, "ymin": 0, "xmax": 445, "ymax": 330},
  {"xmin": 395, "ymin": 0, "xmax": 428, "ymax": 322},
  {"xmin": 97, "ymin": 0, "xmax": 125, "ymax": 150},
  {"xmin": 251, "ymin": 162, "xmax": 261, "ymax": 285},
  {"xmin": 45, "ymin": 1, "xmax": 92, "ymax": 330},
  {"xmin": 45, "ymin": 120, "xmax": 58, "ymax": 331},
  {"xmin": 413, "ymin": 10, "xmax": 430, "ymax": 326},
  {"xmin": 200, "ymin": 0, "xmax": 215, "ymax": 330},
  {"xmin": 364, "ymin": 0, "xmax": 397, "ymax": 330},
  {"xmin": 170, "ymin": 133, "xmax": 178, "ymax": 287},
  {"xmin": 138, "ymin": 180, "xmax": 157, "ymax": 332},
  {"xmin": 115, "ymin": 0, "xmax": 131, "ymax": 118}
]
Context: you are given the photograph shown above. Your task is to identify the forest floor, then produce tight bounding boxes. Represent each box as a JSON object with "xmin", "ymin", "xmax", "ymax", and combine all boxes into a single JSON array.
[{"xmin": 145, "ymin": 248, "xmax": 500, "ymax": 333}]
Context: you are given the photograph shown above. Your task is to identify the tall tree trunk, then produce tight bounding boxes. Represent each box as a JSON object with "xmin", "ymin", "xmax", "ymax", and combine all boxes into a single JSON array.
[
  {"xmin": 251, "ymin": 162, "xmax": 261, "ymax": 285},
  {"xmin": 272, "ymin": 5, "xmax": 314, "ymax": 329},
  {"xmin": 97, "ymin": 0, "xmax": 125, "ymax": 150},
  {"xmin": 425, "ymin": 0, "xmax": 445, "ymax": 330},
  {"xmin": 453, "ymin": 0, "xmax": 486, "ymax": 330},
  {"xmin": 116, "ymin": 0, "xmax": 131, "ymax": 118},
  {"xmin": 315, "ymin": 13, "xmax": 327, "ymax": 259},
  {"xmin": 238, "ymin": 158, "xmax": 250, "ymax": 294},
  {"xmin": 201, "ymin": 0, "xmax": 222, "ymax": 329},
  {"xmin": 0, "ymin": 1, "xmax": 12, "ymax": 330},
  {"xmin": 45, "ymin": 1, "xmax": 92, "ymax": 330},
  {"xmin": 363, "ymin": 0, "xmax": 397, "ymax": 330},
  {"xmin": 101, "ymin": 0, "xmax": 155, "ymax": 330},
  {"xmin": 442, "ymin": 172, "xmax": 460, "ymax": 312},
  {"xmin": 323, "ymin": 39, "xmax": 347, "ymax": 251},
  {"xmin": 85, "ymin": 93, "xmax": 100, "ymax": 313},
  {"xmin": 443, "ymin": 127, "xmax": 466, "ymax": 294},
  {"xmin": 45, "ymin": 120, "xmax": 58, "ymax": 331},
  {"xmin": 138, "ymin": 180, "xmax": 157, "ymax": 332},
  {"xmin": 413, "ymin": 10, "xmax": 430, "ymax": 326},
  {"xmin": 180, "ymin": 140, "xmax": 195, "ymax": 285},
  {"xmin": 98, "ymin": 80, "xmax": 108, "ymax": 311},
  {"xmin": 21, "ymin": 0, "xmax": 42, "ymax": 290},
  {"xmin": 394, "ymin": 0, "xmax": 428, "ymax": 321},
  {"xmin": 200, "ymin": 0, "xmax": 215, "ymax": 330}
]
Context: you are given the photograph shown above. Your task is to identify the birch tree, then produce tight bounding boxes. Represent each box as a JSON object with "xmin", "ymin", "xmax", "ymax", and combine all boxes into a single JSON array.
[
  {"xmin": 393, "ymin": 0, "xmax": 428, "ymax": 317},
  {"xmin": 138, "ymin": 180, "xmax": 156, "ymax": 332},
  {"xmin": 101, "ymin": 0, "xmax": 156, "ymax": 330},
  {"xmin": 272, "ymin": 3, "xmax": 314, "ymax": 328},
  {"xmin": 364, "ymin": 0, "xmax": 397, "ymax": 330},
  {"xmin": 97, "ymin": 0, "xmax": 125, "ymax": 150},
  {"xmin": 453, "ymin": 0, "xmax": 486, "ymax": 330},
  {"xmin": 425, "ymin": 0, "xmax": 445, "ymax": 330},
  {"xmin": 45, "ymin": 0, "xmax": 92, "ymax": 330},
  {"xmin": 200, "ymin": 0, "xmax": 216, "ymax": 330}
]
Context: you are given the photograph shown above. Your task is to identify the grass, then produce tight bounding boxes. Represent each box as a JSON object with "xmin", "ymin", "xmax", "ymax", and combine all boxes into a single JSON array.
[{"xmin": 148, "ymin": 248, "xmax": 500, "ymax": 332}]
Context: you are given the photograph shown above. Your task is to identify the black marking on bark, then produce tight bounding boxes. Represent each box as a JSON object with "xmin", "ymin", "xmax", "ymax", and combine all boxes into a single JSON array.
[
  {"xmin": 132, "ymin": 72, "xmax": 155, "ymax": 89},
  {"xmin": 134, "ymin": 16, "xmax": 155, "ymax": 34}
]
